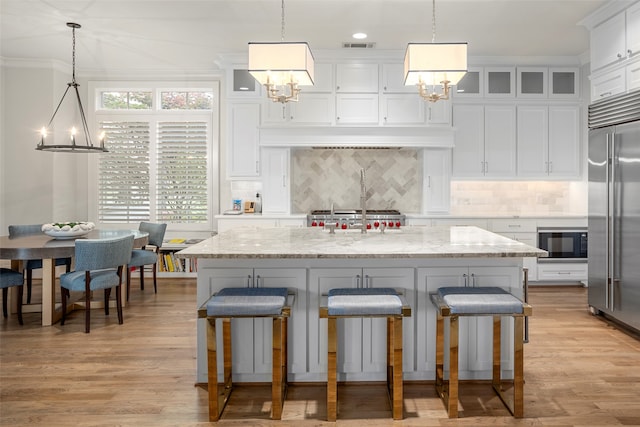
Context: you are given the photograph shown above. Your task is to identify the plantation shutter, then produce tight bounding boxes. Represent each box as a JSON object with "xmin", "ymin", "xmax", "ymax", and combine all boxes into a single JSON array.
[
  {"xmin": 98, "ymin": 121, "xmax": 151, "ymax": 223},
  {"xmin": 156, "ymin": 121, "xmax": 209, "ymax": 223}
]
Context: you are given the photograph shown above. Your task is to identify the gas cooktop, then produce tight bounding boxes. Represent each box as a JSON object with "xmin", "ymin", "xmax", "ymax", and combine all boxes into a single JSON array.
[{"xmin": 307, "ymin": 209, "xmax": 405, "ymax": 229}]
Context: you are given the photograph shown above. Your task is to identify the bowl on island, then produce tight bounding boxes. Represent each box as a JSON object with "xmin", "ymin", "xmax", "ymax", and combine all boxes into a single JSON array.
[{"xmin": 42, "ymin": 222, "xmax": 95, "ymax": 239}]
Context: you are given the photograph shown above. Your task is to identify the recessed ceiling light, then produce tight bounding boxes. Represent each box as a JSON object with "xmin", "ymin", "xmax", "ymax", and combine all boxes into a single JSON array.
[{"xmin": 352, "ymin": 33, "xmax": 367, "ymax": 40}]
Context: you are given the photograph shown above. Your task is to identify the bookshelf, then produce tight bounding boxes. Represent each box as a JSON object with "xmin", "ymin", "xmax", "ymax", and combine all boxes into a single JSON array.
[{"xmin": 157, "ymin": 238, "xmax": 203, "ymax": 278}]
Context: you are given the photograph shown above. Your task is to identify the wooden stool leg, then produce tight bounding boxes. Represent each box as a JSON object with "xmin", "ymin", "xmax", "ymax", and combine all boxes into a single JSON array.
[
  {"xmin": 492, "ymin": 315, "xmax": 502, "ymax": 390},
  {"xmin": 448, "ymin": 316, "xmax": 459, "ymax": 418},
  {"xmin": 392, "ymin": 315, "xmax": 404, "ymax": 420},
  {"xmin": 327, "ymin": 316, "xmax": 337, "ymax": 422},
  {"xmin": 386, "ymin": 317, "xmax": 392, "ymax": 396},
  {"xmin": 435, "ymin": 312, "xmax": 445, "ymax": 396},
  {"xmin": 222, "ymin": 319, "xmax": 233, "ymax": 390},
  {"xmin": 206, "ymin": 317, "xmax": 220, "ymax": 421},
  {"xmin": 514, "ymin": 316, "xmax": 525, "ymax": 417},
  {"xmin": 271, "ymin": 316, "xmax": 284, "ymax": 420}
]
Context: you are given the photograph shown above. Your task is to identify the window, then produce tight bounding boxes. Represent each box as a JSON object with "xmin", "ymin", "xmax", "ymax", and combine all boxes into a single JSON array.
[{"xmin": 89, "ymin": 82, "xmax": 219, "ymax": 231}]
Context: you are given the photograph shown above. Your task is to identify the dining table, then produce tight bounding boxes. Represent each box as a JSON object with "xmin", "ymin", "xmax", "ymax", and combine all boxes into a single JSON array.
[{"xmin": 0, "ymin": 229, "xmax": 149, "ymax": 326}]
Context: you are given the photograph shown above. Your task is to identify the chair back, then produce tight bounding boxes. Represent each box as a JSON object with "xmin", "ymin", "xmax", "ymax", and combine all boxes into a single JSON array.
[
  {"xmin": 8, "ymin": 224, "xmax": 43, "ymax": 237},
  {"xmin": 74, "ymin": 235, "xmax": 134, "ymax": 272},
  {"xmin": 138, "ymin": 222, "xmax": 167, "ymax": 248}
]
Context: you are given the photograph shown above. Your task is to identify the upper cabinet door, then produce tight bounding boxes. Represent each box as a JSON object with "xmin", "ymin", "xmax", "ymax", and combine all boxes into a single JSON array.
[
  {"xmin": 517, "ymin": 67, "xmax": 548, "ymax": 98},
  {"xmin": 453, "ymin": 67, "xmax": 483, "ymax": 98},
  {"xmin": 549, "ymin": 67, "xmax": 579, "ymax": 98},
  {"xmin": 382, "ymin": 63, "xmax": 415, "ymax": 93},
  {"xmin": 627, "ymin": 2, "xmax": 640, "ymax": 60},
  {"xmin": 484, "ymin": 105, "xmax": 516, "ymax": 177},
  {"xmin": 591, "ymin": 11, "xmax": 626, "ymax": 71},
  {"xmin": 306, "ymin": 63, "xmax": 334, "ymax": 93},
  {"xmin": 336, "ymin": 63, "xmax": 379, "ymax": 93},
  {"xmin": 484, "ymin": 67, "xmax": 515, "ymax": 98}
]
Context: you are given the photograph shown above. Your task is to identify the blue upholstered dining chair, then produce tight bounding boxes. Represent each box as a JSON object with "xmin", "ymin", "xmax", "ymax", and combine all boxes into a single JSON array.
[
  {"xmin": 126, "ymin": 222, "xmax": 167, "ymax": 301},
  {"xmin": 8, "ymin": 224, "xmax": 72, "ymax": 304},
  {"xmin": 1, "ymin": 268, "xmax": 24, "ymax": 325},
  {"xmin": 59, "ymin": 235, "xmax": 134, "ymax": 333}
]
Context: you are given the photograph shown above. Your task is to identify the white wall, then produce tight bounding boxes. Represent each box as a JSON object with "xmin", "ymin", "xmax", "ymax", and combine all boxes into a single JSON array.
[{"xmin": 0, "ymin": 62, "xmax": 86, "ymax": 232}]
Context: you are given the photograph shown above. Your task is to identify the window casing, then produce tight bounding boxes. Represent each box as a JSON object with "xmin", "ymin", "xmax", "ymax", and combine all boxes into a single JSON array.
[{"xmin": 89, "ymin": 82, "xmax": 219, "ymax": 232}]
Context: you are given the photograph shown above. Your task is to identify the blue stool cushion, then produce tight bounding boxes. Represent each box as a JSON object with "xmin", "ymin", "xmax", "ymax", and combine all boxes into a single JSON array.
[
  {"xmin": 437, "ymin": 287, "xmax": 524, "ymax": 315},
  {"xmin": 328, "ymin": 288, "xmax": 402, "ymax": 316},
  {"xmin": 207, "ymin": 287, "xmax": 288, "ymax": 317}
]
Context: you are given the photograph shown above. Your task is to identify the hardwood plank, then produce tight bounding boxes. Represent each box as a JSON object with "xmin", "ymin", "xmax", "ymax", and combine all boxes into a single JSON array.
[{"xmin": 2, "ymin": 282, "xmax": 640, "ymax": 426}]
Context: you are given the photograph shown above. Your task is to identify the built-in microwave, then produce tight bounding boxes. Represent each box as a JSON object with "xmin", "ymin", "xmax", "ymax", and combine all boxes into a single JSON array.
[{"xmin": 537, "ymin": 228, "xmax": 588, "ymax": 262}]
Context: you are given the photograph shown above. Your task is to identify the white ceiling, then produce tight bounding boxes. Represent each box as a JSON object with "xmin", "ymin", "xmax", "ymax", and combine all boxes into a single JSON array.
[{"xmin": 0, "ymin": 0, "xmax": 610, "ymax": 74}]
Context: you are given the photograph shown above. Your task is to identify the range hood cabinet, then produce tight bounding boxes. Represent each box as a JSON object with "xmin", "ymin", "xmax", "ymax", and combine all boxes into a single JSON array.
[{"xmin": 259, "ymin": 126, "xmax": 455, "ymax": 148}]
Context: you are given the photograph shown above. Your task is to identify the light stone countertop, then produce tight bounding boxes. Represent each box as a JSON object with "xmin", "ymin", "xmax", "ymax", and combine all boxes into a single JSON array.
[{"xmin": 176, "ymin": 225, "xmax": 547, "ymax": 259}]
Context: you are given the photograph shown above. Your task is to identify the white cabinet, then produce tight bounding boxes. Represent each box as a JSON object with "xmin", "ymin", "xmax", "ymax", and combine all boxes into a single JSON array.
[
  {"xmin": 489, "ymin": 219, "xmax": 538, "ymax": 280},
  {"xmin": 262, "ymin": 94, "xmax": 334, "ymax": 125},
  {"xmin": 548, "ymin": 105, "xmax": 581, "ymax": 177},
  {"xmin": 335, "ymin": 63, "xmax": 379, "ymax": 93},
  {"xmin": 452, "ymin": 104, "xmax": 484, "ymax": 177},
  {"xmin": 308, "ymin": 62, "xmax": 334, "ymax": 93},
  {"xmin": 196, "ymin": 267, "xmax": 307, "ymax": 382},
  {"xmin": 517, "ymin": 67, "xmax": 548, "ymax": 98},
  {"xmin": 590, "ymin": 4, "xmax": 640, "ymax": 72},
  {"xmin": 228, "ymin": 101, "xmax": 260, "ymax": 178},
  {"xmin": 427, "ymin": 98, "xmax": 451, "ymax": 125},
  {"xmin": 261, "ymin": 148, "xmax": 290, "ymax": 214},
  {"xmin": 381, "ymin": 94, "xmax": 425, "ymax": 125},
  {"xmin": 453, "ymin": 67, "xmax": 483, "ymax": 98},
  {"xmin": 591, "ymin": 11, "xmax": 627, "ymax": 71},
  {"xmin": 336, "ymin": 93, "xmax": 379, "ymax": 124},
  {"xmin": 517, "ymin": 105, "xmax": 580, "ymax": 178},
  {"xmin": 381, "ymin": 63, "xmax": 414, "ymax": 93},
  {"xmin": 423, "ymin": 148, "xmax": 451, "ymax": 214},
  {"xmin": 415, "ymin": 266, "xmax": 521, "ymax": 378},
  {"xmin": 591, "ymin": 68, "xmax": 626, "ymax": 100},
  {"xmin": 537, "ymin": 263, "xmax": 587, "ymax": 282},
  {"xmin": 484, "ymin": 67, "xmax": 516, "ymax": 98},
  {"xmin": 308, "ymin": 267, "xmax": 415, "ymax": 379},
  {"xmin": 549, "ymin": 67, "xmax": 580, "ymax": 98},
  {"xmin": 452, "ymin": 104, "xmax": 516, "ymax": 178},
  {"xmin": 627, "ymin": 57, "xmax": 640, "ymax": 91},
  {"xmin": 588, "ymin": 2, "xmax": 640, "ymax": 99}
]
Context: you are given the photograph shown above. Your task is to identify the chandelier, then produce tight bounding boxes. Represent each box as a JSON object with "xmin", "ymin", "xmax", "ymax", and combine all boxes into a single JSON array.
[
  {"xmin": 404, "ymin": 0, "xmax": 467, "ymax": 102},
  {"xmin": 36, "ymin": 23, "xmax": 107, "ymax": 153},
  {"xmin": 248, "ymin": 0, "xmax": 314, "ymax": 103}
]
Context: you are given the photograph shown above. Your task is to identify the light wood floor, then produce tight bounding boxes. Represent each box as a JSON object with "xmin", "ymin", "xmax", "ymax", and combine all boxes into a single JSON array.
[{"xmin": 2, "ymin": 280, "xmax": 640, "ymax": 426}]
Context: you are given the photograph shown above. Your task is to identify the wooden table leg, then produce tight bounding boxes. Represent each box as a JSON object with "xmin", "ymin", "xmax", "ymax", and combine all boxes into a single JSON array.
[
  {"xmin": 448, "ymin": 316, "xmax": 459, "ymax": 418},
  {"xmin": 41, "ymin": 258, "xmax": 57, "ymax": 326}
]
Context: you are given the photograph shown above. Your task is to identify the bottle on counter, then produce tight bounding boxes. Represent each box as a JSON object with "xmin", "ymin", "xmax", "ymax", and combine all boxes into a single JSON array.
[{"xmin": 255, "ymin": 192, "xmax": 262, "ymax": 214}]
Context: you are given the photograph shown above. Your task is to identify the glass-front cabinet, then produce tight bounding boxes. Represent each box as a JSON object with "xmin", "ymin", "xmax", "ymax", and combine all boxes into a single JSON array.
[
  {"xmin": 454, "ymin": 67, "xmax": 483, "ymax": 98},
  {"xmin": 517, "ymin": 67, "xmax": 547, "ymax": 98},
  {"xmin": 549, "ymin": 67, "xmax": 579, "ymax": 98},
  {"xmin": 485, "ymin": 67, "xmax": 515, "ymax": 98}
]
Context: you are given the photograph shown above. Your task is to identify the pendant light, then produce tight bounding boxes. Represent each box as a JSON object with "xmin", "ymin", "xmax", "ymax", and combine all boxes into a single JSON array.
[
  {"xmin": 404, "ymin": 0, "xmax": 467, "ymax": 102},
  {"xmin": 248, "ymin": 0, "xmax": 314, "ymax": 103},
  {"xmin": 36, "ymin": 23, "xmax": 107, "ymax": 153}
]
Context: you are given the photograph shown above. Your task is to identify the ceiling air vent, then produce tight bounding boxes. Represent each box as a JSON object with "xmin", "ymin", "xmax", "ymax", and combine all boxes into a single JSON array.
[{"xmin": 342, "ymin": 42, "xmax": 376, "ymax": 49}]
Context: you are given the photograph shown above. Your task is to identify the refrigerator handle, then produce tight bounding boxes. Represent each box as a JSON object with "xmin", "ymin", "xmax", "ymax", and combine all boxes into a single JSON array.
[
  {"xmin": 610, "ymin": 132, "xmax": 617, "ymax": 312},
  {"xmin": 605, "ymin": 133, "xmax": 611, "ymax": 310}
]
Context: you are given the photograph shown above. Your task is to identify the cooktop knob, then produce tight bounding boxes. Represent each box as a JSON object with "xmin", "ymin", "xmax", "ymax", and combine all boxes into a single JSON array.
[{"xmin": 395, "ymin": 221, "xmax": 401, "ymax": 228}]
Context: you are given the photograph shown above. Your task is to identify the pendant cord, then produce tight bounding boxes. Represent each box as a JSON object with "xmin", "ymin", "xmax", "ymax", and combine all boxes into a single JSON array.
[
  {"xmin": 431, "ymin": 0, "xmax": 436, "ymax": 43},
  {"xmin": 71, "ymin": 26, "xmax": 76, "ymax": 83},
  {"xmin": 281, "ymin": 0, "xmax": 285, "ymax": 42}
]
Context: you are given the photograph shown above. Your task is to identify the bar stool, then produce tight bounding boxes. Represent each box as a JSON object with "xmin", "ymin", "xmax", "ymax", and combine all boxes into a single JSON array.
[
  {"xmin": 430, "ymin": 286, "xmax": 532, "ymax": 418},
  {"xmin": 319, "ymin": 288, "xmax": 411, "ymax": 421},
  {"xmin": 198, "ymin": 287, "xmax": 291, "ymax": 422}
]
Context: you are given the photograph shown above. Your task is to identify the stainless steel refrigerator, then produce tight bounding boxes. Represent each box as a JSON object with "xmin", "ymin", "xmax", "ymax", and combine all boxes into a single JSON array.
[{"xmin": 588, "ymin": 89, "xmax": 640, "ymax": 332}]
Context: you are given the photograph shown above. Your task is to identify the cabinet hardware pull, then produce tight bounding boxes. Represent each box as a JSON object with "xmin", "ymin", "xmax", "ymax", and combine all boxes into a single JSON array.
[
  {"xmin": 617, "ymin": 53, "xmax": 623, "ymax": 59},
  {"xmin": 600, "ymin": 91, "xmax": 611, "ymax": 97},
  {"xmin": 255, "ymin": 161, "xmax": 259, "ymax": 173}
]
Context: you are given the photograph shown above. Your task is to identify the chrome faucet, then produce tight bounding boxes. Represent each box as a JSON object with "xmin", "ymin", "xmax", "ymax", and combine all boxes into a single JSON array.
[{"xmin": 360, "ymin": 168, "xmax": 367, "ymax": 234}]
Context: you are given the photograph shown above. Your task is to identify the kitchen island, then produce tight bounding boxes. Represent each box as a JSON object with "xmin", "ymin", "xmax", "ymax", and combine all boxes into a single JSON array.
[{"xmin": 177, "ymin": 225, "xmax": 546, "ymax": 384}]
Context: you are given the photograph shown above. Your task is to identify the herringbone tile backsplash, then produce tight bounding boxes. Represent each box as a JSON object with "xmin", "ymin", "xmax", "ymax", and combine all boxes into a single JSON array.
[{"xmin": 291, "ymin": 148, "xmax": 421, "ymax": 213}]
